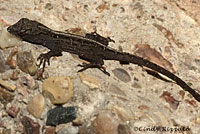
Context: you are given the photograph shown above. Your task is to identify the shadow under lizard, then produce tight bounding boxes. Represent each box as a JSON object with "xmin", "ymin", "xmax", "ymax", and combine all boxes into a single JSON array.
[{"xmin": 7, "ymin": 18, "xmax": 200, "ymax": 102}]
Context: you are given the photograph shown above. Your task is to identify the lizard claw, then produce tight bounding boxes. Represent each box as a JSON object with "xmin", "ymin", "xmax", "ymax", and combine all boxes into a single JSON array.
[
  {"xmin": 37, "ymin": 53, "xmax": 51, "ymax": 69},
  {"xmin": 99, "ymin": 67, "xmax": 110, "ymax": 76},
  {"xmin": 107, "ymin": 37, "xmax": 115, "ymax": 43},
  {"xmin": 77, "ymin": 63, "xmax": 87, "ymax": 67}
]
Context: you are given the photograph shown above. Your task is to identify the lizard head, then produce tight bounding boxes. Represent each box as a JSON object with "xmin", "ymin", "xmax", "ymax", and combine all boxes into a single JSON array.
[
  {"xmin": 7, "ymin": 18, "xmax": 42, "ymax": 40},
  {"xmin": 7, "ymin": 18, "xmax": 33, "ymax": 38}
]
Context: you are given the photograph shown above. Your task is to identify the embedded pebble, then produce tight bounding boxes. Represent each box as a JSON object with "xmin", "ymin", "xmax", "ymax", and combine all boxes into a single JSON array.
[
  {"xmin": 57, "ymin": 125, "xmax": 79, "ymax": 134},
  {"xmin": 108, "ymin": 84, "xmax": 126, "ymax": 96},
  {"xmin": 79, "ymin": 73, "xmax": 100, "ymax": 89},
  {"xmin": 10, "ymin": 70, "xmax": 20, "ymax": 80},
  {"xmin": 78, "ymin": 124, "xmax": 96, "ymax": 134},
  {"xmin": 0, "ymin": 50, "xmax": 9, "ymax": 73},
  {"xmin": 92, "ymin": 111, "xmax": 119, "ymax": 134},
  {"xmin": 5, "ymin": 48, "xmax": 17, "ymax": 69},
  {"xmin": 113, "ymin": 106, "xmax": 132, "ymax": 122},
  {"xmin": 18, "ymin": 75, "xmax": 37, "ymax": 90},
  {"xmin": 132, "ymin": 82, "xmax": 142, "ymax": 88},
  {"xmin": 27, "ymin": 94, "xmax": 45, "ymax": 118},
  {"xmin": 16, "ymin": 51, "xmax": 37, "ymax": 76},
  {"xmin": 138, "ymin": 105, "xmax": 150, "ymax": 111},
  {"xmin": 195, "ymin": 117, "xmax": 200, "ymax": 124},
  {"xmin": 36, "ymin": 68, "xmax": 49, "ymax": 80},
  {"xmin": 42, "ymin": 76, "xmax": 73, "ymax": 104},
  {"xmin": 134, "ymin": 44, "xmax": 176, "ymax": 73},
  {"xmin": 0, "ymin": 87, "xmax": 14, "ymax": 105},
  {"xmin": 160, "ymin": 91, "xmax": 180, "ymax": 110},
  {"xmin": 96, "ymin": 3, "xmax": 109, "ymax": 13},
  {"xmin": 134, "ymin": 110, "xmax": 173, "ymax": 128},
  {"xmin": 44, "ymin": 126, "xmax": 56, "ymax": 134},
  {"xmin": 194, "ymin": 58, "xmax": 200, "ymax": 65},
  {"xmin": 46, "ymin": 106, "xmax": 78, "ymax": 126},
  {"xmin": 7, "ymin": 59, "xmax": 17, "ymax": 69},
  {"xmin": 112, "ymin": 68, "xmax": 131, "ymax": 83},
  {"xmin": 0, "ymin": 79, "xmax": 16, "ymax": 91},
  {"xmin": 0, "ymin": 27, "xmax": 21, "ymax": 49},
  {"xmin": 45, "ymin": 3, "xmax": 53, "ymax": 10},
  {"xmin": 0, "ymin": 119, "xmax": 3, "ymax": 127},
  {"xmin": 72, "ymin": 117, "xmax": 83, "ymax": 126},
  {"xmin": 117, "ymin": 124, "xmax": 131, "ymax": 134},
  {"xmin": 1, "ymin": 74, "xmax": 10, "ymax": 81},
  {"xmin": 185, "ymin": 99, "xmax": 198, "ymax": 108},
  {"xmin": 7, "ymin": 105, "xmax": 20, "ymax": 118},
  {"xmin": 2, "ymin": 129, "xmax": 11, "ymax": 134},
  {"xmin": 16, "ymin": 85, "xmax": 29, "ymax": 97},
  {"xmin": 21, "ymin": 116, "xmax": 40, "ymax": 134},
  {"xmin": 179, "ymin": 90, "xmax": 185, "ymax": 100}
]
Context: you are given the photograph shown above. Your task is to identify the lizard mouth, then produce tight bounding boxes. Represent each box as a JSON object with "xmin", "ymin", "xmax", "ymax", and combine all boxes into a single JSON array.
[
  {"xmin": 7, "ymin": 25, "xmax": 13, "ymax": 33},
  {"xmin": 7, "ymin": 25, "xmax": 20, "ymax": 38},
  {"xmin": 7, "ymin": 25, "xmax": 16, "ymax": 34}
]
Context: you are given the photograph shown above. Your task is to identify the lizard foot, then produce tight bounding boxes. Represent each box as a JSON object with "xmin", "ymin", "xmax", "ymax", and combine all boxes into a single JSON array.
[
  {"xmin": 78, "ymin": 63, "xmax": 110, "ymax": 76},
  {"xmin": 37, "ymin": 53, "xmax": 51, "ymax": 70}
]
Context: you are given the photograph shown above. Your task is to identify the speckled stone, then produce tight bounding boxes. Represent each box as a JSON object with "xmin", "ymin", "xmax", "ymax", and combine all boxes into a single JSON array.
[
  {"xmin": 46, "ymin": 106, "xmax": 78, "ymax": 126},
  {"xmin": 2, "ymin": 128, "xmax": 11, "ymax": 134},
  {"xmin": 27, "ymin": 94, "xmax": 45, "ymax": 118},
  {"xmin": 16, "ymin": 51, "xmax": 37, "ymax": 76},
  {"xmin": 57, "ymin": 125, "xmax": 79, "ymax": 134},
  {"xmin": 42, "ymin": 76, "xmax": 73, "ymax": 104},
  {"xmin": 0, "ymin": 87, "xmax": 14, "ymax": 105},
  {"xmin": 112, "ymin": 68, "xmax": 131, "ymax": 83},
  {"xmin": 117, "ymin": 124, "xmax": 131, "ymax": 134},
  {"xmin": 11, "ymin": 70, "xmax": 20, "ymax": 80},
  {"xmin": 0, "ymin": 79, "xmax": 16, "ymax": 91},
  {"xmin": 108, "ymin": 84, "xmax": 126, "ymax": 96},
  {"xmin": 7, "ymin": 105, "xmax": 20, "ymax": 118},
  {"xmin": 0, "ymin": 28, "xmax": 20, "ymax": 49},
  {"xmin": 18, "ymin": 75, "xmax": 37, "ymax": 90},
  {"xmin": 21, "ymin": 116, "xmax": 40, "ymax": 134},
  {"xmin": 0, "ymin": 50, "xmax": 9, "ymax": 73},
  {"xmin": 113, "ymin": 106, "xmax": 132, "ymax": 122},
  {"xmin": 44, "ymin": 126, "xmax": 56, "ymax": 134},
  {"xmin": 5, "ymin": 48, "xmax": 17, "ymax": 69},
  {"xmin": 92, "ymin": 111, "xmax": 119, "ymax": 134},
  {"xmin": 79, "ymin": 73, "xmax": 100, "ymax": 89}
]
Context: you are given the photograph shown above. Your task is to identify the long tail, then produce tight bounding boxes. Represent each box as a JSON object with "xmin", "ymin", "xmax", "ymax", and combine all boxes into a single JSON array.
[{"xmin": 105, "ymin": 50, "xmax": 200, "ymax": 102}]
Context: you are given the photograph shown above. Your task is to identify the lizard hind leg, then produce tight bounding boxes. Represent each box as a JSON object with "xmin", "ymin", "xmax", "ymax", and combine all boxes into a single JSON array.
[{"xmin": 77, "ymin": 62, "xmax": 110, "ymax": 76}]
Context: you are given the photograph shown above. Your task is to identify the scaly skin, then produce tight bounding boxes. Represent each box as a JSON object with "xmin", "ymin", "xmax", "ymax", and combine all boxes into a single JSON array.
[{"xmin": 7, "ymin": 18, "xmax": 200, "ymax": 102}]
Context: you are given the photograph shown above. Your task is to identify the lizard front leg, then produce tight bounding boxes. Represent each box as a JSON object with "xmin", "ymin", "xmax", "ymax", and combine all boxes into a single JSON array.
[{"xmin": 37, "ymin": 50, "xmax": 62, "ymax": 71}]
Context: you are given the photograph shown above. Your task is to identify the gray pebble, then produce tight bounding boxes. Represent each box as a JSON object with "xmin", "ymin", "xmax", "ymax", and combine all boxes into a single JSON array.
[{"xmin": 112, "ymin": 68, "xmax": 131, "ymax": 83}]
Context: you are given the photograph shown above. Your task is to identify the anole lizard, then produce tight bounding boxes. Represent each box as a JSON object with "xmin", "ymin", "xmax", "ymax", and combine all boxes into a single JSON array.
[{"xmin": 7, "ymin": 18, "xmax": 200, "ymax": 102}]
